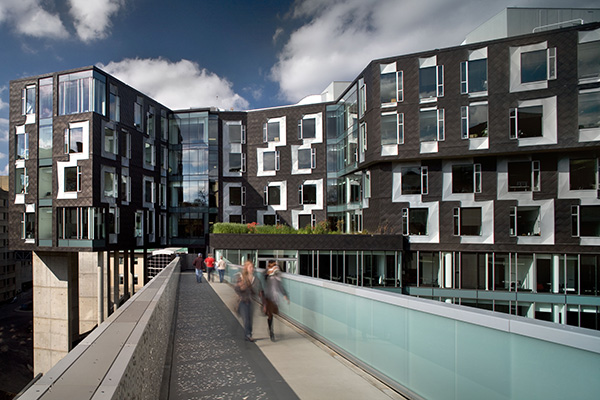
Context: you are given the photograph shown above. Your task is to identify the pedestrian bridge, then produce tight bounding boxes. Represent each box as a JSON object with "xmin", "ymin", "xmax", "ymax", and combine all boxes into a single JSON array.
[{"xmin": 17, "ymin": 258, "xmax": 600, "ymax": 399}]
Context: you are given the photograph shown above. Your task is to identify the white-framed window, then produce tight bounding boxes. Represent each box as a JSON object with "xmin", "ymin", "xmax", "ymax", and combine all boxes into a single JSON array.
[
  {"xmin": 360, "ymin": 122, "xmax": 367, "ymax": 152},
  {"xmin": 579, "ymin": 88, "xmax": 600, "ymax": 131},
  {"xmin": 298, "ymin": 213, "xmax": 316, "ymax": 229},
  {"xmin": 461, "ymin": 48, "xmax": 488, "ymax": 95},
  {"xmin": 381, "ymin": 112, "xmax": 404, "ymax": 145},
  {"xmin": 401, "ymin": 166, "xmax": 428, "ymax": 195},
  {"xmin": 65, "ymin": 166, "xmax": 82, "ymax": 192},
  {"xmin": 298, "ymin": 117, "xmax": 317, "ymax": 139},
  {"xmin": 22, "ymin": 85, "xmax": 36, "ymax": 115},
  {"xmin": 509, "ymin": 206, "xmax": 541, "ymax": 237},
  {"xmin": 147, "ymin": 105, "xmax": 155, "ymax": 138},
  {"xmin": 359, "ymin": 78, "xmax": 367, "ymax": 118},
  {"xmin": 229, "ymin": 152, "xmax": 246, "ymax": 173},
  {"xmin": 121, "ymin": 171, "xmax": 131, "ymax": 203},
  {"xmin": 134, "ymin": 97, "xmax": 143, "ymax": 130},
  {"xmin": 569, "ymin": 158, "xmax": 598, "ymax": 190},
  {"xmin": 578, "ymin": 29, "xmax": 600, "ymax": 83},
  {"xmin": 144, "ymin": 141, "xmax": 156, "ymax": 167},
  {"xmin": 229, "ymin": 123, "xmax": 246, "ymax": 144},
  {"xmin": 402, "ymin": 208, "xmax": 428, "ymax": 235},
  {"xmin": 380, "ymin": 63, "xmax": 403, "ymax": 106},
  {"xmin": 264, "ymin": 185, "xmax": 281, "ymax": 206},
  {"xmin": 453, "ymin": 207, "xmax": 482, "ymax": 236},
  {"xmin": 298, "ymin": 183, "xmax": 317, "ymax": 205},
  {"xmin": 572, "ymin": 205, "xmax": 600, "ymax": 237},
  {"xmin": 452, "ymin": 164, "xmax": 482, "ymax": 193},
  {"xmin": 419, "ymin": 56, "xmax": 443, "ymax": 101},
  {"xmin": 461, "ymin": 103, "xmax": 488, "ymax": 139},
  {"xmin": 15, "ymin": 167, "xmax": 28, "ymax": 194},
  {"xmin": 16, "ymin": 129, "xmax": 29, "ymax": 160},
  {"xmin": 419, "ymin": 108, "xmax": 444, "ymax": 142},
  {"xmin": 508, "ymin": 160, "xmax": 540, "ymax": 192},
  {"xmin": 21, "ymin": 211, "xmax": 35, "ymax": 240},
  {"xmin": 263, "ymin": 151, "xmax": 280, "ymax": 172},
  {"xmin": 103, "ymin": 170, "xmax": 118, "ymax": 199},
  {"xmin": 64, "ymin": 126, "xmax": 84, "ymax": 153},
  {"xmin": 229, "ymin": 186, "xmax": 246, "ymax": 206},
  {"xmin": 103, "ymin": 126, "xmax": 118, "ymax": 156},
  {"xmin": 263, "ymin": 117, "xmax": 285, "ymax": 143},
  {"xmin": 109, "ymin": 84, "xmax": 120, "ymax": 122},
  {"xmin": 297, "ymin": 148, "xmax": 316, "ymax": 170},
  {"xmin": 509, "ymin": 97, "xmax": 557, "ymax": 145},
  {"xmin": 510, "ymin": 42, "xmax": 556, "ymax": 92}
]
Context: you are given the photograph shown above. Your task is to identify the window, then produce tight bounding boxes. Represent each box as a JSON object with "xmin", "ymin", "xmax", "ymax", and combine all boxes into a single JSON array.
[
  {"xmin": 298, "ymin": 117, "xmax": 316, "ymax": 139},
  {"xmin": 521, "ymin": 48, "xmax": 556, "ymax": 83},
  {"xmin": 461, "ymin": 104, "xmax": 488, "ymax": 138},
  {"xmin": 161, "ymin": 146, "xmax": 168, "ymax": 171},
  {"xmin": 135, "ymin": 211, "xmax": 143, "ymax": 237},
  {"xmin": 16, "ymin": 131, "xmax": 28, "ymax": 160},
  {"xmin": 65, "ymin": 166, "xmax": 82, "ymax": 192},
  {"xmin": 22, "ymin": 85, "xmax": 36, "ymax": 115},
  {"xmin": 104, "ymin": 171, "xmax": 118, "ymax": 198},
  {"xmin": 39, "ymin": 77, "xmax": 53, "ymax": 118},
  {"xmin": 461, "ymin": 58, "xmax": 487, "ymax": 94},
  {"xmin": 297, "ymin": 148, "xmax": 315, "ymax": 170},
  {"xmin": 380, "ymin": 63, "xmax": 403, "ymax": 105},
  {"xmin": 58, "ymin": 207, "xmax": 92, "ymax": 240},
  {"xmin": 39, "ymin": 122, "xmax": 52, "ymax": 159},
  {"xmin": 572, "ymin": 205, "xmax": 600, "ymax": 237},
  {"xmin": 453, "ymin": 207, "xmax": 482, "ymax": 236},
  {"xmin": 452, "ymin": 164, "xmax": 482, "ymax": 193},
  {"xmin": 264, "ymin": 186, "xmax": 281, "ymax": 206},
  {"xmin": 58, "ymin": 70, "xmax": 106, "ymax": 115},
  {"xmin": 15, "ymin": 168, "xmax": 28, "ymax": 194},
  {"xmin": 402, "ymin": 208, "xmax": 428, "ymax": 235},
  {"xmin": 299, "ymin": 184, "xmax": 317, "ymax": 205},
  {"xmin": 360, "ymin": 122, "xmax": 367, "ymax": 152},
  {"xmin": 38, "ymin": 207, "xmax": 52, "ymax": 241},
  {"xmin": 264, "ymin": 214, "xmax": 279, "ymax": 226},
  {"xmin": 144, "ymin": 142, "xmax": 155, "ymax": 166},
  {"xmin": 108, "ymin": 207, "xmax": 120, "ymax": 235},
  {"xmin": 161, "ymin": 109, "xmax": 168, "ymax": 141},
  {"xmin": 579, "ymin": 90, "xmax": 600, "ymax": 130},
  {"xmin": 109, "ymin": 84, "xmax": 120, "ymax": 122},
  {"xmin": 21, "ymin": 212, "xmax": 35, "ymax": 240},
  {"xmin": 263, "ymin": 151, "xmax": 280, "ymax": 171},
  {"xmin": 510, "ymin": 105, "xmax": 542, "ymax": 139},
  {"xmin": 263, "ymin": 119, "xmax": 282, "ymax": 142},
  {"xmin": 229, "ymin": 215, "xmax": 244, "ymax": 224},
  {"xmin": 64, "ymin": 126, "xmax": 83, "ymax": 153},
  {"xmin": 299, "ymin": 214, "xmax": 316, "ymax": 229},
  {"xmin": 144, "ymin": 179, "xmax": 155, "ymax": 204},
  {"xmin": 569, "ymin": 158, "xmax": 598, "ymax": 190},
  {"xmin": 104, "ymin": 127, "xmax": 118, "ymax": 155},
  {"xmin": 134, "ymin": 98, "xmax": 143, "ymax": 130},
  {"xmin": 364, "ymin": 171, "xmax": 371, "ymax": 199},
  {"xmin": 229, "ymin": 124, "xmax": 246, "ymax": 143},
  {"xmin": 121, "ymin": 173, "xmax": 131, "ymax": 203},
  {"xmin": 230, "ymin": 186, "xmax": 246, "ymax": 206},
  {"xmin": 578, "ymin": 34, "xmax": 600, "ymax": 81},
  {"xmin": 401, "ymin": 166, "xmax": 428, "ymax": 195},
  {"xmin": 147, "ymin": 106, "xmax": 155, "ymax": 137},
  {"xmin": 359, "ymin": 79, "xmax": 367, "ymax": 118},
  {"xmin": 381, "ymin": 112, "xmax": 404, "ymax": 145},
  {"xmin": 229, "ymin": 153, "xmax": 245, "ymax": 172},
  {"xmin": 419, "ymin": 108, "xmax": 444, "ymax": 142},
  {"xmin": 509, "ymin": 206, "xmax": 540, "ymax": 236},
  {"xmin": 508, "ymin": 161, "xmax": 540, "ymax": 192},
  {"xmin": 121, "ymin": 131, "xmax": 131, "ymax": 159},
  {"xmin": 38, "ymin": 167, "xmax": 52, "ymax": 199},
  {"xmin": 419, "ymin": 58, "xmax": 443, "ymax": 100}
]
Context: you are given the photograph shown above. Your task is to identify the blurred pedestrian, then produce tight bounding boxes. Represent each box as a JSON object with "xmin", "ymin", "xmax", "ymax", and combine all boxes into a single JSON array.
[
  {"xmin": 234, "ymin": 260, "xmax": 262, "ymax": 342},
  {"xmin": 204, "ymin": 253, "xmax": 216, "ymax": 282},
  {"xmin": 217, "ymin": 255, "xmax": 227, "ymax": 283},
  {"xmin": 193, "ymin": 253, "xmax": 203, "ymax": 283},
  {"xmin": 263, "ymin": 260, "xmax": 289, "ymax": 341}
]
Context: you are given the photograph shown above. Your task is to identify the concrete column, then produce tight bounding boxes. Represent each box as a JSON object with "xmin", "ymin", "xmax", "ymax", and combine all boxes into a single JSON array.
[
  {"xmin": 106, "ymin": 250, "xmax": 113, "ymax": 316},
  {"xmin": 112, "ymin": 251, "xmax": 119, "ymax": 311},
  {"xmin": 78, "ymin": 252, "xmax": 102, "ymax": 335},
  {"xmin": 122, "ymin": 250, "xmax": 129, "ymax": 300},
  {"xmin": 33, "ymin": 251, "xmax": 79, "ymax": 375}
]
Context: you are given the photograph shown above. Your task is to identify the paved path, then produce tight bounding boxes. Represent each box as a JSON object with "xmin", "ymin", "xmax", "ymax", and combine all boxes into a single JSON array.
[{"xmin": 167, "ymin": 271, "xmax": 406, "ymax": 400}]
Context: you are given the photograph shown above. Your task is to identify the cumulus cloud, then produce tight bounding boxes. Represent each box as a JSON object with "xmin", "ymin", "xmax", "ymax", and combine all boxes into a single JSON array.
[
  {"xmin": 68, "ymin": 0, "xmax": 125, "ymax": 42},
  {"xmin": 98, "ymin": 58, "xmax": 249, "ymax": 110},
  {"xmin": 0, "ymin": 86, "xmax": 7, "ymax": 110},
  {"xmin": 0, "ymin": 0, "xmax": 68, "ymax": 39},
  {"xmin": 271, "ymin": 0, "xmax": 600, "ymax": 102},
  {"xmin": 0, "ymin": 118, "xmax": 8, "ymax": 175}
]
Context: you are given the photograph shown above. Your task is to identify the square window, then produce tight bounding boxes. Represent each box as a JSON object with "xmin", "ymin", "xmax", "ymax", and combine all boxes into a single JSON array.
[
  {"xmin": 521, "ymin": 49, "xmax": 547, "ymax": 83},
  {"xmin": 381, "ymin": 113, "xmax": 398, "ymax": 145},
  {"xmin": 229, "ymin": 153, "xmax": 242, "ymax": 172},
  {"xmin": 461, "ymin": 104, "xmax": 488, "ymax": 138},
  {"xmin": 508, "ymin": 161, "xmax": 539, "ymax": 192},
  {"xmin": 454, "ymin": 207, "xmax": 482, "ymax": 236},
  {"xmin": 569, "ymin": 159, "xmax": 597, "ymax": 190},
  {"xmin": 452, "ymin": 164, "xmax": 481, "ymax": 193},
  {"xmin": 579, "ymin": 206, "xmax": 600, "ymax": 237},
  {"xmin": 264, "ymin": 214, "xmax": 277, "ymax": 225},
  {"xmin": 579, "ymin": 91, "xmax": 600, "ymax": 130},
  {"xmin": 263, "ymin": 151, "xmax": 278, "ymax": 171},
  {"xmin": 461, "ymin": 58, "xmax": 487, "ymax": 94},
  {"xmin": 419, "ymin": 109, "xmax": 444, "ymax": 142},
  {"xmin": 229, "ymin": 124, "xmax": 243, "ymax": 143},
  {"xmin": 267, "ymin": 186, "xmax": 280, "ymax": 206},
  {"xmin": 578, "ymin": 40, "xmax": 600, "ymax": 80},
  {"xmin": 299, "ymin": 214, "xmax": 313, "ymax": 229},
  {"xmin": 402, "ymin": 208, "xmax": 428, "ymax": 235},
  {"xmin": 510, "ymin": 206, "xmax": 540, "ymax": 236},
  {"xmin": 229, "ymin": 215, "xmax": 242, "ymax": 224},
  {"xmin": 300, "ymin": 184, "xmax": 317, "ymax": 205},
  {"xmin": 230, "ymin": 186, "xmax": 243, "ymax": 206},
  {"xmin": 266, "ymin": 121, "xmax": 280, "ymax": 142},
  {"xmin": 298, "ymin": 148, "xmax": 313, "ymax": 169},
  {"xmin": 299, "ymin": 118, "xmax": 316, "ymax": 139},
  {"xmin": 510, "ymin": 105, "xmax": 543, "ymax": 139}
]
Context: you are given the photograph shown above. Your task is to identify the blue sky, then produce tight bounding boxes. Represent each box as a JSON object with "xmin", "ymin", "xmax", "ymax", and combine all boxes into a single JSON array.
[{"xmin": 0, "ymin": 0, "xmax": 598, "ymax": 174}]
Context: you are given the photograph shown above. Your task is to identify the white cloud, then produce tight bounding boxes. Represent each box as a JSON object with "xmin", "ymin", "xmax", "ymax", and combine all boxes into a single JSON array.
[
  {"xmin": 272, "ymin": 0, "xmax": 600, "ymax": 102},
  {"xmin": 68, "ymin": 0, "xmax": 124, "ymax": 42},
  {"xmin": 0, "ymin": 86, "xmax": 7, "ymax": 110},
  {"xmin": 0, "ymin": 118, "xmax": 8, "ymax": 175},
  {"xmin": 0, "ymin": 0, "xmax": 68, "ymax": 39},
  {"xmin": 98, "ymin": 58, "xmax": 249, "ymax": 110}
]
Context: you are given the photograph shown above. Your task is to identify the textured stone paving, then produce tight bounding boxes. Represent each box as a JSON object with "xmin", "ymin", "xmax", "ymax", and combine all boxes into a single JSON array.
[{"xmin": 167, "ymin": 271, "xmax": 298, "ymax": 399}]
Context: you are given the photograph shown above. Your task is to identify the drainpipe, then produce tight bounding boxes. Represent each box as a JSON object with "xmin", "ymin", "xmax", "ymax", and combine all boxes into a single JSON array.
[{"xmin": 98, "ymin": 252, "xmax": 104, "ymax": 324}]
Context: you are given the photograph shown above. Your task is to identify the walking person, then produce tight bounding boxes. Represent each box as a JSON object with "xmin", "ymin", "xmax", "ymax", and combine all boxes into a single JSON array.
[
  {"xmin": 217, "ymin": 255, "xmax": 227, "ymax": 283},
  {"xmin": 263, "ymin": 260, "xmax": 289, "ymax": 341},
  {"xmin": 204, "ymin": 253, "xmax": 216, "ymax": 282},
  {"xmin": 234, "ymin": 260, "xmax": 262, "ymax": 342},
  {"xmin": 193, "ymin": 253, "xmax": 203, "ymax": 283}
]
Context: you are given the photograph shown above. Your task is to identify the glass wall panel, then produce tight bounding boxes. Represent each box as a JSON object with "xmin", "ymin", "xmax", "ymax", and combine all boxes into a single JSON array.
[
  {"xmin": 420, "ymin": 252, "xmax": 439, "ymax": 287},
  {"xmin": 38, "ymin": 207, "xmax": 52, "ymax": 240},
  {"xmin": 517, "ymin": 254, "xmax": 534, "ymax": 291},
  {"xmin": 38, "ymin": 167, "xmax": 52, "ymax": 199}
]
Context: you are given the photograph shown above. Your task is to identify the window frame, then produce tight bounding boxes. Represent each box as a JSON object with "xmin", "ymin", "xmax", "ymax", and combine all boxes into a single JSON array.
[
  {"xmin": 402, "ymin": 208, "xmax": 429, "ymax": 236},
  {"xmin": 298, "ymin": 183, "xmax": 318, "ymax": 205},
  {"xmin": 22, "ymin": 85, "xmax": 36, "ymax": 115},
  {"xmin": 419, "ymin": 108, "xmax": 445, "ymax": 142},
  {"xmin": 461, "ymin": 103, "xmax": 488, "ymax": 139},
  {"xmin": 229, "ymin": 186, "xmax": 246, "ymax": 206},
  {"xmin": 401, "ymin": 166, "xmax": 428, "ymax": 195},
  {"xmin": 453, "ymin": 207, "xmax": 483, "ymax": 236},
  {"xmin": 509, "ymin": 206, "xmax": 541, "ymax": 237},
  {"xmin": 64, "ymin": 166, "xmax": 82, "ymax": 193}
]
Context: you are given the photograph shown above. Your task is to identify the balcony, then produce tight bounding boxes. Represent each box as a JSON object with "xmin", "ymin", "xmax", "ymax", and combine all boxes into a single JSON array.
[{"xmin": 17, "ymin": 258, "xmax": 600, "ymax": 399}]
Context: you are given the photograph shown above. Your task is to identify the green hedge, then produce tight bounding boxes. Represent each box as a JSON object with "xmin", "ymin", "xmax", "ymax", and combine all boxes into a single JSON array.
[{"xmin": 211, "ymin": 221, "xmax": 341, "ymax": 234}]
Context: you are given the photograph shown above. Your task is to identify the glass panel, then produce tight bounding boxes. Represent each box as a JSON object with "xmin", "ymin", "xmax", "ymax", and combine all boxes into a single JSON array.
[
  {"xmin": 517, "ymin": 105, "xmax": 543, "ymax": 138},
  {"xmin": 302, "ymin": 184, "xmax": 317, "ymax": 204},
  {"xmin": 267, "ymin": 121, "xmax": 280, "ymax": 142},
  {"xmin": 229, "ymin": 125, "xmax": 242, "ymax": 143},
  {"xmin": 468, "ymin": 58, "xmax": 487, "ymax": 92},
  {"xmin": 419, "ymin": 66, "xmax": 437, "ymax": 99},
  {"xmin": 536, "ymin": 258, "xmax": 552, "ymax": 293},
  {"xmin": 409, "ymin": 209, "xmax": 428, "ymax": 235},
  {"xmin": 39, "ymin": 80, "xmax": 53, "ymax": 118},
  {"xmin": 230, "ymin": 187, "xmax": 242, "ymax": 206},
  {"xmin": 420, "ymin": 252, "xmax": 439, "ymax": 287},
  {"xmin": 381, "ymin": 113, "xmax": 397, "ymax": 145},
  {"xmin": 580, "ymin": 206, "xmax": 600, "ymax": 237},
  {"xmin": 578, "ymin": 40, "xmax": 600, "ymax": 80},
  {"xmin": 38, "ymin": 167, "xmax": 52, "ymax": 199},
  {"xmin": 452, "ymin": 164, "xmax": 474, "ymax": 193},
  {"xmin": 460, "ymin": 208, "xmax": 482, "ymax": 236},
  {"xmin": 402, "ymin": 167, "xmax": 422, "ymax": 194},
  {"xmin": 302, "ymin": 118, "xmax": 316, "ymax": 139},
  {"xmin": 516, "ymin": 207, "xmax": 540, "ymax": 236},
  {"xmin": 298, "ymin": 148, "xmax": 312, "ymax": 169},
  {"xmin": 508, "ymin": 161, "xmax": 532, "ymax": 191},
  {"xmin": 39, "ymin": 123, "xmax": 53, "ymax": 159},
  {"xmin": 229, "ymin": 153, "xmax": 242, "ymax": 172},
  {"xmin": 38, "ymin": 207, "xmax": 52, "ymax": 240},
  {"xmin": 268, "ymin": 186, "xmax": 280, "ymax": 205},
  {"xmin": 263, "ymin": 151, "xmax": 276, "ymax": 171},
  {"xmin": 419, "ymin": 109, "xmax": 437, "ymax": 142},
  {"xmin": 65, "ymin": 167, "xmax": 79, "ymax": 192},
  {"xmin": 380, "ymin": 72, "xmax": 397, "ymax": 104},
  {"xmin": 69, "ymin": 127, "xmax": 83, "ymax": 153},
  {"xmin": 569, "ymin": 158, "xmax": 597, "ymax": 190},
  {"xmin": 578, "ymin": 91, "xmax": 600, "ymax": 129},
  {"xmin": 468, "ymin": 104, "xmax": 488, "ymax": 138},
  {"xmin": 298, "ymin": 214, "xmax": 312, "ymax": 229},
  {"xmin": 521, "ymin": 49, "xmax": 547, "ymax": 83}
]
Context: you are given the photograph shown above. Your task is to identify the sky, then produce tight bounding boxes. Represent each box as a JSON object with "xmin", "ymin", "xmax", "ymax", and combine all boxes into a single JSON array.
[{"xmin": 0, "ymin": 0, "xmax": 598, "ymax": 174}]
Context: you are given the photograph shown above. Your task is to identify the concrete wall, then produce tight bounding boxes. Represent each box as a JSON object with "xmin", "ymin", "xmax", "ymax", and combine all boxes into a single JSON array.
[{"xmin": 20, "ymin": 257, "xmax": 180, "ymax": 399}]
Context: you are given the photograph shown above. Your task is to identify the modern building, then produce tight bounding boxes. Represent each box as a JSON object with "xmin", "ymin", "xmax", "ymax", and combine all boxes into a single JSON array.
[{"xmin": 7, "ymin": 6, "xmax": 600, "ymax": 372}]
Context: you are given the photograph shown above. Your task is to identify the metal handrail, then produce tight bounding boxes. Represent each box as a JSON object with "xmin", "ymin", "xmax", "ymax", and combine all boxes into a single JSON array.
[{"xmin": 533, "ymin": 18, "xmax": 584, "ymax": 33}]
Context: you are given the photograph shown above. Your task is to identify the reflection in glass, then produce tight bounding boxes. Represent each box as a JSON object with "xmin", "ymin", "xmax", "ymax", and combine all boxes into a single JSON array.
[
  {"xmin": 521, "ymin": 49, "xmax": 547, "ymax": 83},
  {"xmin": 419, "ymin": 109, "xmax": 437, "ymax": 141},
  {"xmin": 381, "ymin": 113, "xmax": 397, "ymax": 145},
  {"xmin": 380, "ymin": 72, "xmax": 397, "ymax": 104},
  {"xmin": 402, "ymin": 167, "xmax": 422, "ymax": 195},
  {"xmin": 578, "ymin": 91, "xmax": 600, "ymax": 129},
  {"xmin": 578, "ymin": 40, "xmax": 600, "ymax": 80}
]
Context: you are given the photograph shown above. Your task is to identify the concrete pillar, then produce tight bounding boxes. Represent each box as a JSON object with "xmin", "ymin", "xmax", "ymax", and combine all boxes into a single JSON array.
[
  {"xmin": 112, "ymin": 251, "xmax": 119, "ymax": 310},
  {"xmin": 78, "ymin": 252, "xmax": 103, "ymax": 335},
  {"xmin": 122, "ymin": 250, "xmax": 129, "ymax": 300},
  {"xmin": 33, "ymin": 251, "xmax": 79, "ymax": 375}
]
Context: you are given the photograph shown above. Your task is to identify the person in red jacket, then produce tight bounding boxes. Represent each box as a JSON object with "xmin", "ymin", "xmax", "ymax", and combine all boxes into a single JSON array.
[{"xmin": 204, "ymin": 254, "xmax": 216, "ymax": 282}]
